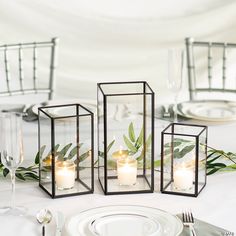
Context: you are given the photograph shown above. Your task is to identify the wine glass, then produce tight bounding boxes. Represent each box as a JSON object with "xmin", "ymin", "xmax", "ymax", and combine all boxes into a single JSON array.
[
  {"xmin": 0, "ymin": 112, "xmax": 26, "ymax": 216},
  {"xmin": 167, "ymin": 49, "xmax": 184, "ymax": 122}
]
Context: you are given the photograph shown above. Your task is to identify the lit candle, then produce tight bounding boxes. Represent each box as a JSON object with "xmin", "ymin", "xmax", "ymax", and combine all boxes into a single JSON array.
[
  {"xmin": 55, "ymin": 160, "xmax": 75, "ymax": 190},
  {"xmin": 117, "ymin": 157, "xmax": 137, "ymax": 186},
  {"xmin": 112, "ymin": 146, "xmax": 128, "ymax": 159},
  {"xmin": 174, "ymin": 165, "xmax": 194, "ymax": 190}
]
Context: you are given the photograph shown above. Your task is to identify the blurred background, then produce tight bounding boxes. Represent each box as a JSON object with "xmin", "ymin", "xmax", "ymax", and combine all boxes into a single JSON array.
[{"xmin": 1, "ymin": 0, "xmax": 236, "ymax": 103}]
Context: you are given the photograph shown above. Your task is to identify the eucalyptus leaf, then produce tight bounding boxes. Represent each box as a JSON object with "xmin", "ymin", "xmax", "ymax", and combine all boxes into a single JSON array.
[
  {"xmin": 123, "ymin": 135, "xmax": 137, "ymax": 153},
  {"xmin": 154, "ymin": 160, "xmax": 161, "ymax": 168},
  {"xmin": 35, "ymin": 145, "xmax": 46, "ymax": 164},
  {"xmin": 15, "ymin": 173, "xmax": 26, "ymax": 181},
  {"xmin": 3, "ymin": 168, "xmax": 9, "ymax": 177},
  {"xmin": 135, "ymin": 127, "xmax": 143, "ymax": 148},
  {"xmin": 174, "ymin": 145, "xmax": 195, "ymax": 159},
  {"xmin": 68, "ymin": 143, "xmax": 83, "ymax": 160},
  {"xmin": 207, "ymin": 168, "xmax": 221, "ymax": 175},
  {"xmin": 79, "ymin": 151, "xmax": 90, "ymax": 163},
  {"xmin": 107, "ymin": 140, "xmax": 115, "ymax": 153},
  {"xmin": 107, "ymin": 160, "xmax": 117, "ymax": 169},
  {"xmin": 206, "ymin": 155, "xmax": 222, "ymax": 164},
  {"xmin": 57, "ymin": 143, "xmax": 73, "ymax": 160},
  {"xmin": 128, "ymin": 122, "xmax": 136, "ymax": 143}
]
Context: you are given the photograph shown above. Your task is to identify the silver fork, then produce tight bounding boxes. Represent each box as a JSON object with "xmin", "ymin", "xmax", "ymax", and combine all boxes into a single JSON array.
[{"xmin": 182, "ymin": 211, "xmax": 197, "ymax": 236}]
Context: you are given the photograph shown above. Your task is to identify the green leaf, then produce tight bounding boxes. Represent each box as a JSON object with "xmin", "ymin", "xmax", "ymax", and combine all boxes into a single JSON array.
[
  {"xmin": 47, "ymin": 144, "xmax": 60, "ymax": 157},
  {"xmin": 35, "ymin": 145, "xmax": 46, "ymax": 164},
  {"xmin": 128, "ymin": 122, "xmax": 136, "ymax": 142},
  {"xmin": 174, "ymin": 145, "xmax": 195, "ymax": 159},
  {"xmin": 146, "ymin": 134, "xmax": 152, "ymax": 149},
  {"xmin": 164, "ymin": 141, "xmax": 181, "ymax": 148},
  {"xmin": 57, "ymin": 143, "xmax": 73, "ymax": 160},
  {"xmin": 123, "ymin": 135, "xmax": 137, "ymax": 153},
  {"xmin": 107, "ymin": 160, "xmax": 117, "ymax": 169},
  {"xmin": 154, "ymin": 160, "xmax": 161, "ymax": 168},
  {"xmin": 206, "ymin": 155, "xmax": 222, "ymax": 164},
  {"xmin": 135, "ymin": 127, "xmax": 144, "ymax": 148},
  {"xmin": 207, "ymin": 163, "xmax": 227, "ymax": 168},
  {"xmin": 207, "ymin": 168, "xmax": 221, "ymax": 175},
  {"xmin": 107, "ymin": 140, "xmax": 115, "ymax": 153},
  {"xmin": 79, "ymin": 151, "xmax": 90, "ymax": 162},
  {"xmin": 68, "ymin": 144, "xmax": 83, "ymax": 160},
  {"xmin": 15, "ymin": 173, "xmax": 26, "ymax": 181},
  {"xmin": 98, "ymin": 151, "xmax": 104, "ymax": 158},
  {"xmin": 3, "ymin": 168, "xmax": 9, "ymax": 177},
  {"xmin": 23, "ymin": 172, "xmax": 39, "ymax": 180}
]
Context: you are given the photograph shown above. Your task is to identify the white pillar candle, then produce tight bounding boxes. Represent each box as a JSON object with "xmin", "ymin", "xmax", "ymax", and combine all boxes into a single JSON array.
[
  {"xmin": 117, "ymin": 158, "xmax": 137, "ymax": 186},
  {"xmin": 174, "ymin": 167, "xmax": 194, "ymax": 190},
  {"xmin": 55, "ymin": 161, "xmax": 75, "ymax": 190}
]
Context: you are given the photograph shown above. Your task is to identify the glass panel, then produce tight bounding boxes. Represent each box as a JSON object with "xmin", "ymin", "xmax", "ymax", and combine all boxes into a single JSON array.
[
  {"xmin": 98, "ymin": 86, "xmax": 105, "ymax": 191},
  {"xmin": 77, "ymin": 105, "xmax": 93, "ymax": 191},
  {"xmin": 39, "ymin": 110, "xmax": 52, "ymax": 195},
  {"xmin": 198, "ymin": 129, "xmax": 207, "ymax": 192}
]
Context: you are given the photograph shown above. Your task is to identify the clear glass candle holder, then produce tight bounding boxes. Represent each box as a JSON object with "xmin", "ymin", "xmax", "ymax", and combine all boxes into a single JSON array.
[
  {"xmin": 117, "ymin": 157, "xmax": 138, "ymax": 186},
  {"xmin": 55, "ymin": 160, "xmax": 76, "ymax": 190}
]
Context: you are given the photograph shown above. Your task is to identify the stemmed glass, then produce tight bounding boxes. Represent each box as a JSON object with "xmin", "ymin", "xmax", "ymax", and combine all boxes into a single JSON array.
[
  {"xmin": 167, "ymin": 49, "xmax": 184, "ymax": 122},
  {"xmin": 0, "ymin": 112, "xmax": 26, "ymax": 216}
]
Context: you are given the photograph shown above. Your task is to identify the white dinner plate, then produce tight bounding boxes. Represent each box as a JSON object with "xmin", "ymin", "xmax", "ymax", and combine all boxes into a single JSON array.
[
  {"xmin": 177, "ymin": 100, "xmax": 236, "ymax": 122},
  {"xmin": 31, "ymin": 99, "xmax": 97, "ymax": 117},
  {"xmin": 65, "ymin": 205, "xmax": 183, "ymax": 236}
]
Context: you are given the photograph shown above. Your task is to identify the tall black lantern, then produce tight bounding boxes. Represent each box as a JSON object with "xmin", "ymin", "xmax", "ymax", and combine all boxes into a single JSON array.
[
  {"xmin": 97, "ymin": 81, "xmax": 155, "ymax": 195},
  {"xmin": 38, "ymin": 104, "xmax": 94, "ymax": 198},
  {"xmin": 161, "ymin": 123, "xmax": 207, "ymax": 197}
]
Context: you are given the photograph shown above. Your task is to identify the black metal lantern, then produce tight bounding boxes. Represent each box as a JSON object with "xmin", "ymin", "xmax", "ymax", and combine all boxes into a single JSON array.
[
  {"xmin": 161, "ymin": 123, "xmax": 207, "ymax": 197},
  {"xmin": 97, "ymin": 81, "xmax": 155, "ymax": 195},
  {"xmin": 38, "ymin": 104, "xmax": 94, "ymax": 198}
]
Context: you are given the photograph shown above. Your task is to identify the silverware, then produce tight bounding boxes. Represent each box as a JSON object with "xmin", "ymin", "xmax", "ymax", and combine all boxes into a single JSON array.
[
  {"xmin": 36, "ymin": 209, "xmax": 53, "ymax": 236},
  {"xmin": 162, "ymin": 104, "xmax": 171, "ymax": 118},
  {"xmin": 182, "ymin": 210, "xmax": 197, "ymax": 236},
  {"xmin": 55, "ymin": 211, "xmax": 65, "ymax": 236}
]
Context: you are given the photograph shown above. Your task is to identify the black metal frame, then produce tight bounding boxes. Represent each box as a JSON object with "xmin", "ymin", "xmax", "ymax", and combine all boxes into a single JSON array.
[
  {"xmin": 97, "ymin": 81, "xmax": 155, "ymax": 195},
  {"xmin": 38, "ymin": 103, "xmax": 94, "ymax": 198},
  {"xmin": 161, "ymin": 123, "xmax": 207, "ymax": 197}
]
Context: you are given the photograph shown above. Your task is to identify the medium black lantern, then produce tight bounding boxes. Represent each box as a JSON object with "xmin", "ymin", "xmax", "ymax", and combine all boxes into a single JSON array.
[
  {"xmin": 161, "ymin": 123, "xmax": 207, "ymax": 197},
  {"xmin": 38, "ymin": 104, "xmax": 94, "ymax": 198},
  {"xmin": 97, "ymin": 81, "xmax": 155, "ymax": 195}
]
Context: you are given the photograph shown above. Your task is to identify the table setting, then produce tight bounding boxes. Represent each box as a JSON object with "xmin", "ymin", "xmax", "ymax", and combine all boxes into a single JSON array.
[{"xmin": 0, "ymin": 39, "xmax": 236, "ymax": 236}]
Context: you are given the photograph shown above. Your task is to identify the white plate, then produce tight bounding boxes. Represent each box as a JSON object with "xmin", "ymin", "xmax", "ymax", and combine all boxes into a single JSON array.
[
  {"xmin": 177, "ymin": 100, "xmax": 236, "ymax": 122},
  {"xmin": 65, "ymin": 205, "xmax": 183, "ymax": 236},
  {"xmin": 31, "ymin": 99, "xmax": 97, "ymax": 117}
]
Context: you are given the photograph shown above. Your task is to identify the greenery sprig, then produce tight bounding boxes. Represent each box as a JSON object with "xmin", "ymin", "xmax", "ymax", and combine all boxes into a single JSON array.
[
  {"xmin": 0, "ymin": 143, "xmax": 91, "ymax": 181},
  {"xmin": 163, "ymin": 138, "xmax": 236, "ymax": 175}
]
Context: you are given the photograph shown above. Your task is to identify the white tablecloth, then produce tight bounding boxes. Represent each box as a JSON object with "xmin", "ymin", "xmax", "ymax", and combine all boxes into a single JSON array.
[{"xmin": 0, "ymin": 118, "xmax": 235, "ymax": 235}]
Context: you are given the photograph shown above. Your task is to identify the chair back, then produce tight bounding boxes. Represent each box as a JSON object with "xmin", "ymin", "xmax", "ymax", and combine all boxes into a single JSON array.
[
  {"xmin": 185, "ymin": 37, "xmax": 236, "ymax": 101},
  {"xmin": 0, "ymin": 37, "xmax": 59, "ymax": 101}
]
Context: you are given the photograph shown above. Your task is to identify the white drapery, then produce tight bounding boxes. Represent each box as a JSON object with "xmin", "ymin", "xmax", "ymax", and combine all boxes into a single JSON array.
[{"xmin": 1, "ymin": 0, "xmax": 236, "ymax": 101}]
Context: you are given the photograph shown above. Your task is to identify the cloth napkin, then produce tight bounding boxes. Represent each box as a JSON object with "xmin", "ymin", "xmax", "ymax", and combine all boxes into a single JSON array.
[{"xmin": 177, "ymin": 215, "xmax": 230, "ymax": 236}]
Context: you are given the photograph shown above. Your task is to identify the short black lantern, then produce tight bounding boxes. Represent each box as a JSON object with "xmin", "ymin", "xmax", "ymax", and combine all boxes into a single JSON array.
[
  {"xmin": 38, "ymin": 104, "xmax": 94, "ymax": 198},
  {"xmin": 97, "ymin": 81, "xmax": 155, "ymax": 195},
  {"xmin": 161, "ymin": 123, "xmax": 207, "ymax": 197}
]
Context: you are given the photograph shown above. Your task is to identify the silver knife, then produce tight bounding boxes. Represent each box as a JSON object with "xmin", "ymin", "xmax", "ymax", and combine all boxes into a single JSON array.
[{"xmin": 55, "ymin": 211, "xmax": 65, "ymax": 236}]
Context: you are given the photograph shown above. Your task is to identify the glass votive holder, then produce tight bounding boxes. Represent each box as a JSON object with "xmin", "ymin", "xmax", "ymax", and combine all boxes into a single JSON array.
[
  {"xmin": 55, "ymin": 160, "xmax": 76, "ymax": 190},
  {"xmin": 117, "ymin": 157, "xmax": 137, "ymax": 186}
]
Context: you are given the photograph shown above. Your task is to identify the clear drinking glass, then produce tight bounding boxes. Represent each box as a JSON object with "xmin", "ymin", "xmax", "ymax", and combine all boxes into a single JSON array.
[
  {"xmin": 167, "ymin": 49, "xmax": 184, "ymax": 122},
  {"xmin": 0, "ymin": 112, "xmax": 26, "ymax": 216}
]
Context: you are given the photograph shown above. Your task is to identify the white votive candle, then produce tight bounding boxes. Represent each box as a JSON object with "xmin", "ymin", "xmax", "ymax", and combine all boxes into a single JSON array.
[
  {"xmin": 55, "ymin": 160, "xmax": 75, "ymax": 190},
  {"xmin": 117, "ymin": 158, "xmax": 137, "ymax": 186},
  {"xmin": 174, "ymin": 167, "xmax": 194, "ymax": 190}
]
